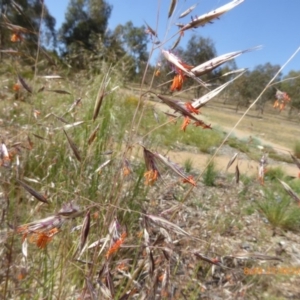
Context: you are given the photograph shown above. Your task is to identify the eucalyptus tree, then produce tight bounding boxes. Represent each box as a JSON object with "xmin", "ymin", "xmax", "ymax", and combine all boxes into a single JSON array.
[{"xmin": 59, "ymin": 0, "xmax": 112, "ymax": 69}]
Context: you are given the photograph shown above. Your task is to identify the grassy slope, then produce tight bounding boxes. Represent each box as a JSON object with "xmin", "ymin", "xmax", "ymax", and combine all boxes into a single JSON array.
[{"xmin": 1, "ymin": 68, "xmax": 300, "ymax": 299}]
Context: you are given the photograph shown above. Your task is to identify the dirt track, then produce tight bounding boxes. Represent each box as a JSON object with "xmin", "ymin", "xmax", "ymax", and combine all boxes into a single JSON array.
[{"xmin": 149, "ymin": 99, "xmax": 299, "ymax": 178}]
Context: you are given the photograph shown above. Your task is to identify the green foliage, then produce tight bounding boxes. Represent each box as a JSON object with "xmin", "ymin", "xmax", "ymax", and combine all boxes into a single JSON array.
[
  {"xmin": 288, "ymin": 179, "xmax": 300, "ymax": 194},
  {"xmin": 229, "ymin": 63, "xmax": 281, "ymax": 112},
  {"xmin": 123, "ymin": 95, "xmax": 140, "ymax": 108},
  {"xmin": 281, "ymin": 70, "xmax": 300, "ymax": 114},
  {"xmin": 58, "ymin": 2, "xmax": 149, "ymax": 77},
  {"xmin": 182, "ymin": 35, "xmax": 217, "ymax": 72},
  {"xmin": 59, "ymin": 0, "xmax": 112, "ymax": 68},
  {"xmin": 243, "ymin": 204, "xmax": 256, "ymax": 216},
  {"xmin": 152, "ymin": 119, "xmax": 223, "ymax": 152},
  {"xmin": 184, "ymin": 158, "xmax": 193, "ymax": 173},
  {"xmin": 227, "ymin": 137, "xmax": 249, "ymax": 153},
  {"xmin": 179, "ymin": 35, "xmax": 217, "ymax": 97},
  {"xmin": 203, "ymin": 160, "xmax": 217, "ymax": 186},
  {"xmin": 60, "ymin": 0, "xmax": 112, "ymax": 49},
  {"xmin": 113, "ymin": 21, "xmax": 149, "ymax": 77},
  {"xmin": 257, "ymin": 188, "xmax": 300, "ymax": 232},
  {"xmin": 240, "ymin": 173, "xmax": 253, "ymax": 186},
  {"xmin": 0, "ymin": 0, "xmax": 56, "ymax": 63},
  {"xmin": 265, "ymin": 167, "xmax": 286, "ymax": 181}
]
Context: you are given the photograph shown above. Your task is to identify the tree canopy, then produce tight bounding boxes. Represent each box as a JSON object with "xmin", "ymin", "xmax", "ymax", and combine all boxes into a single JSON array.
[
  {"xmin": 0, "ymin": 0, "xmax": 56, "ymax": 57},
  {"xmin": 59, "ymin": 0, "xmax": 112, "ymax": 55},
  {"xmin": 2, "ymin": 0, "xmax": 299, "ymax": 100},
  {"xmin": 182, "ymin": 35, "xmax": 217, "ymax": 67},
  {"xmin": 281, "ymin": 70, "xmax": 300, "ymax": 114},
  {"xmin": 112, "ymin": 21, "xmax": 149, "ymax": 77},
  {"xmin": 229, "ymin": 63, "xmax": 281, "ymax": 113}
]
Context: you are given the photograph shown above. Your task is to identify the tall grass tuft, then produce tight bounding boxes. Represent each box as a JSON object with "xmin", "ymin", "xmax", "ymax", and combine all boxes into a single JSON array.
[
  {"xmin": 257, "ymin": 188, "xmax": 300, "ymax": 233},
  {"xmin": 203, "ymin": 160, "xmax": 217, "ymax": 186}
]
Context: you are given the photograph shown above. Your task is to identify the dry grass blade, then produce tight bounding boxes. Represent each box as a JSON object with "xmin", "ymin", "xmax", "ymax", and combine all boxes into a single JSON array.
[
  {"xmin": 63, "ymin": 130, "xmax": 81, "ymax": 162},
  {"xmin": 67, "ymin": 98, "xmax": 82, "ymax": 113},
  {"xmin": 87, "ymin": 238, "xmax": 106, "ymax": 249},
  {"xmin": 290, "ymin": 153, "xmax": 300, "ymax": 169},
  {"xmin": 235, "ymin": 165, "xmax": 240, "ymax": 184},
  {"xmin": 17, "ymin": 179, "xmax": 49, "ymax": 204},
  {"xmin": 191, "ymin": 48, "xmax": 255, "ymax": 76},
  {"xmin": 93, "ymin": 84, "xmax": 106, "ymax": 122},
  {"xmin": 38, "ymin": 75, "xmax": 62, "ymax": 79},
  {"xmin": 161, "ymin": 266, "xmax": 170, "ymax": 298},
  {"xmin": 222, "ymin": 68, "xmax": 246, "ymax": 77},
  {"xmin": 39, "ymin": 47, "xmax": 58, "ymax": 66},
  {"xmin": 54, "ymin": 121, "xmax": 84, "ymax": 130},
  {"xmin": 99, "ymin": 281, "xmax": 113, "ymax": 299},
  {"xmin": 170, "ymin": 35, "xmax": 181, "ymax": 50},
  {"xmin": 2, "ymin": 15, "xmax": 31, "ymax": 33},
  {"xmin": 57, "ymin": 202, "xmax": 83, "ymax": 219},
  {"xmin": 179, "ymin": 4, "xmax": 197, "ymax": 18},
  {"xmin": 144, "ymin": 20, "xmax": 157, "ymax": 37},
  {"xmin": 143, "ymin": 147, "xmax": 159, "ymax": 173},
  {"xmin": 164, "ymin": 112, "xmax": 177, "ymax": 119},
  {"xmin": 22, "ymin": 238, "xmax": 28, "ymax": 258},
  {"xmin": 278, "ymin": 179, "xmax": 300, "ymax": 204},
  {"xmin": 143, "ymin": 147, "xmax": 160, "ymax": 185},
  {"xmin": 95, "ymin": 159, "xmax": 111, "ymax": 173},
  {"xmin": 105, "ymin": 270, "xmax": 115, "ymax": 299},
  {"xmin": 155, "ymin": 94, "xmax": 199, "ymax": 122},
  {"xmin": 32, "ymin": 133, "xmax": 47, "ymax": 140},
  {"xmin": 88, "ymin": 124, "xmax": 100, "ymax": 145},
  {"xmin": 79, "ymin": 210, "xmax": 90, "ymax": 253},
  {"xmin": 27, "ymin": 135, "xmax": 33, "ymax": 149},
  {"xmin": 52, "ymin": 114, "xmax": 69, "ymax": 124},
  {"xmin": 168, "ymin": 0, "xmax": 177, "ymax": 18},
  {"xmin": 194, "ymin": 253, "xmax": 222, "ymax": 266},
  {"xmin": 227, "ymin": 251, "xmax": 283, "ymax": 262},
  {"xmin": 18, "ymin": 74, "xmax": 32, "ymax": 93},
  {"xmin": 37, "ymin": 86, "xmax": 44, "ymax": 93},
  {"xmin": 181, "ymin": 0, "xmax": 244, "ymax": 32},
  {"xmin": 146, "ymin": 214, "xmax": 192, "ymax": 238},
  {"xmin": 152, "ymin": 108, "xmax": 160, "ymax": 123},
  {"xmin": 192, "ymin": 70, "xmax": 246, "ymax": 109},
  {"xmin": 46, "ymin": 89, "xmax": 71, "ymax": 95},
  {"xmin": 0, "ymin": 49, "xmax": 20, "ymax": 54},
  {"xmin": 11, "ymin": 0, "xmax": 23, "ymax": 13},
  {"xmin": 84, "ymin": 276, "xmax": 98, "ymax": 300},
  {"xmin": 226, "ymin": 152, "xmax": 238, "ymax": 171},
  {"xmin": 1, "ymin": 142, "xmax": 9, "ymax": 158},
  {"xmin": 162, "ymin": 50, "xmax": 207, "ymax": 88},
  {"xmin": 154, "ymin": 152, "xmax": 196, "ymax": 186}
]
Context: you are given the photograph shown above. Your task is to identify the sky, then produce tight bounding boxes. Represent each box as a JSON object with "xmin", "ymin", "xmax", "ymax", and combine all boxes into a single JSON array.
[{"xmin": 46, "ymin": 0, "xmax": 300, "ymax": 75}]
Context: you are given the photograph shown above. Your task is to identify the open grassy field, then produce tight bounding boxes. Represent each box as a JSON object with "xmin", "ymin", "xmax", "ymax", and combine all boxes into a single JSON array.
[
  {"xmin": 1, "ymin": 72, "xmax": 300, "ymax": 299},
  {"xmin": 126, "ymin": 83, "xmax": 300, "ymax": 178}
]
